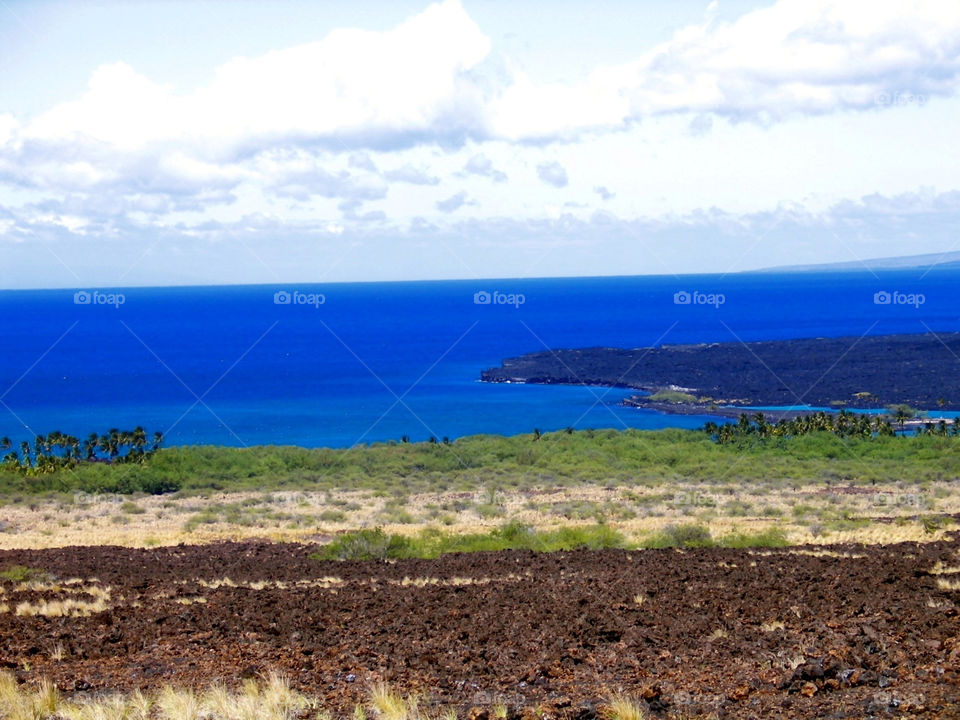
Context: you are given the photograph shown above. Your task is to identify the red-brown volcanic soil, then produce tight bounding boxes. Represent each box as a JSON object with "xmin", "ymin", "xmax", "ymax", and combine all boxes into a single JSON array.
[{"xmin": 2, "ymin": 537, "xmax": 960, "ymax": 718}]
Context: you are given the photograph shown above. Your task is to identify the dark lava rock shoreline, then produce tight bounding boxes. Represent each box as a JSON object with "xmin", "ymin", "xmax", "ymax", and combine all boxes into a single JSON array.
[{"xmin": 480, "ymin": 332, "xmax": 960, "ymax": 412}]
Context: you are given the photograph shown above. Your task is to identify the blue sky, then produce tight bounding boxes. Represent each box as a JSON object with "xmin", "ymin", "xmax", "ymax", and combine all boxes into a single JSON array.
[{"xmin": 1, "ymin": 0, "xmax": 959, "ymax": 288}]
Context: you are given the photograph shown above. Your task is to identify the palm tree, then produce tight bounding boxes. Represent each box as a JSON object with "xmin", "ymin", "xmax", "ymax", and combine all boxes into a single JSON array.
[
  {"xmin": 752, "ymin": 412, "xmax": 768, "ymax": 437},
  {"xmin": 894, "ymin": 408, "xmax": 908, "ymax": 431}
]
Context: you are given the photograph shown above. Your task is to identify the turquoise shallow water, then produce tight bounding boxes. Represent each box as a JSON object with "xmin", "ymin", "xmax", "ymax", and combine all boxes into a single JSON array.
[{"xmin": 0, "ymin": 269, "xmax": 956, "ymax": 448}]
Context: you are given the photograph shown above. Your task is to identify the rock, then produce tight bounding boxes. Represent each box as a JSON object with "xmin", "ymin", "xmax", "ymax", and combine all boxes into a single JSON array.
[
  {"xmin": 468, "ymin": 707, "xmax": 489, "ymax": 720},
  {"xmin": 800, "ymin": 682, "xmax": 818, "ymax": 697},
  {"xmin": 640, "ymin": 685, "xmax": 661, "ymax": 701}
]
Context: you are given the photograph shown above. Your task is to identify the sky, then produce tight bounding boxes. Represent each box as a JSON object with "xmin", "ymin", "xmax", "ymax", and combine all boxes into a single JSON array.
[{"xmin": 1, "ymin": 0, "xmax": 959, "ymax": 288}]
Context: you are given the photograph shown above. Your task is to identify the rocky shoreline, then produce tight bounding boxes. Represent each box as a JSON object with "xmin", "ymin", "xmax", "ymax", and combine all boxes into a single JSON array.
[{"xmin": 480, "ymin": 332, "xmax": 960, "ymax": 414}]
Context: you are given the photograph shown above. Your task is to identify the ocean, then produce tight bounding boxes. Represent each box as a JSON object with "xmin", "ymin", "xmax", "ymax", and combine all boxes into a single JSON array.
[{"xmin": 0, "ymin": 269, "xmax": 956, "ymax": 448}]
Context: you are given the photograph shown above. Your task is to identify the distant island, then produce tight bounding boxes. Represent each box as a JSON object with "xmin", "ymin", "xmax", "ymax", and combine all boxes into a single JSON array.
[
  {"xmin": 480, "ymin": 333, "xmax": 960, "ymax": 415},
  {"xmin": 750, "ymin": 249, "xmax": 960, "ymax": 273}
]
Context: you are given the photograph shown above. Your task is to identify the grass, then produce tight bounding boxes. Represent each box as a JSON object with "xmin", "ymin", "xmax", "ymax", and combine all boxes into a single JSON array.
[
  {"xmin": 369, "ymin": 683, "xmax": 417, "ymax": 720},
  {"xmin": 2, "ymin": 477, "xmax": 955, "ymax": 550},
  {"xmin": 0, "ymin": 566, "xmax": 49, "ymax": 583},
  {"xmin": 640, "ymin": 524, "xmax": 789, "ymax": 549},
  {"xmin": 0, "ymin": 671, "xmax": 309, "ymax": 720},
  {"xmin": 603, "ymin": 694, "xmax": 646, "ymax": 720},
  {"xmin": 12, "ymin": 596, "xmax": 110, "ymax": 618},
  {"xmin": 4, "ymin": 427, "xmax": 960, "ymax": 498},
  {"xmin": 313, "ymin": 522, "xmax": 629, "ymax": 561},
  {"xmin": 311, "ymin": 520, "xmax": 793, "ymax": 561},
  {"xmin": 311, "ymin": 522, "xmax": 627, "ymax": 560},
  {"xmin": 647, "ymin": 390, "xmax": 699, "ymax": 404}
]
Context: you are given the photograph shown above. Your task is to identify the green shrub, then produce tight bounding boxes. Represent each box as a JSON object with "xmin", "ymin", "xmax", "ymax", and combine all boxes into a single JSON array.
[
  {"xmin": 0, "ymin": 565, "xmax": 49, "ymax": 582},
  {"xmin": 643, "ymin": 523, "xmax": 715, "ymax": 549},
  {"xmin": 648, "ymin": 390, "xmax": 698, "ymax": 403},
  {"xmin": 314, "ymin": 528, "xmax": 414, "ymax": 561},
  {"xmin": 719, "ymin": 527, "xmax": 789, "ymax": 548},
  {"xmin": 310, "ymin": 521, "xmax": 628, "ymax": 561}
]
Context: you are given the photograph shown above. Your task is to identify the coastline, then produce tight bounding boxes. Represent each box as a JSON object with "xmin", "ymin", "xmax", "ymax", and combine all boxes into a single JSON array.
[{"xmin": 480, "ymin": 332, "xmax": 960, "ymax": 414}]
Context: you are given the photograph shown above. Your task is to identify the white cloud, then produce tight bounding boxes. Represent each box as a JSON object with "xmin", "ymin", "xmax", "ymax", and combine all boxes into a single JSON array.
[
  {"xmin": 6, "ymin": 0, "xmax": 957, "ymax": 168},
  {"xmin": 628, "ymin": 0, "xmax": 960, "ymax": 118},
  {"xmin": 436, "ymin": 191, "xmax": 470, "ymax": 212},
  {"xmin": 383, "ymin": 164, "xmax": 440, "ymax": 185},
  {"xmin": 462, "ymin": 153, "xmax": 507, "ymax": 182},
  {"xmin": 255, "ymin": 149, "xmax": 387, "ymax": 201},
  {"xmin": 487, "ymin": 0, "xmax": 960, "ymax": 139},
  {"xmin": 0, "ymin": 114, "xmax": 18, "ymax": 147},
  {"xmin": 348, "ymin": 153, "xmax": 378, "ymax": 172},
  {"xmin": 22, "ymin": 0, "xmax": 491, "ymax": 154},
  {"xmin": 3, "ymin": 0, "xmax": 960, "ymax": 288},
  {"xmin": 537, "ymin": 161, "xmax": 568, "ymax": 188}
]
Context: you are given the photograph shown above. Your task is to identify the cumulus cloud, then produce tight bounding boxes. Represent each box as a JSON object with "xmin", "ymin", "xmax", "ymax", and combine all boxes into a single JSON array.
[
  {"xmin": 537, "ymin": 161, "xmax": 568, "ymax": 188},
  {"xmin": 462, "ymin": 153, "xmax": 507, "ymax": 182},
  {"xmin": 2, "ymin": 0, "xmax": 960, "ymax": 272},
  {"xmin": 255, "ymin": 149, "xmax": 387, "ymax": 202},
  {"xmin": 486, "ymin": 0, "xmax": 960, "ymax": 139},
  {"xmin": 436, "ymin": 191, "xmax": 471, "ymax": 212},
  {"xmin": 21, "ymin": 1, "xmax": 490, "ymax": 154},
  {"xmin": 6, "ymin": 0, "xmax": 956, "ymax": 164},
  {"xmin": 383, "ymin": 164, "xmax": 440, "ymax": 185},
  {"xmin": 688, "ymin": 114, "xmax": 714, "ymax": 137},
  {"xmin": 348, "ymin": 152, "xmax": 378, "ymax": 172}
]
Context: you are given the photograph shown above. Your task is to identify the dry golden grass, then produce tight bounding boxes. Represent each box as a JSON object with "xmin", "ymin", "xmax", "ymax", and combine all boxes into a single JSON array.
[
  {"xmin": 706, "ymin": 628, "xmax": 728, "ymax": 641},
  {"xmin": 760, "ymin": 620, "xmax": 786, "ymax": 632},
  {"xmin": 602, "ymin": 694, "xmax": 646, "ymax": 720},
  {"xmin": 172, "ymin": 596, "xmax": 207, "ymax": 605},
  {"xmin": 182, "ymin": 577, "xmax": 343, "ymax": 591},
  {"xmin": 369, "ymin": 683, "xmax": 420, "ymax": 720},
  {"xmin": 1, "ymin": 583, "xmax": 113, "ymax": 618},
  {"xmin": 13, "ymin": 596, "xmax": 110, "ymax": 618},
  {"xmin": 0, "ymin": 673, "xmax": 61, "ymax": 720},
  {"xmin": 0, "ymin": 671, "xmax": 310, "ymax": 720},
  {"xmin": 781, "ymin": 549, "xmax": 867, "ymax": 559},
  {"xmin": 2, "ymin": 480, "xmax": 958, "ymax": 551},
  {"xmin": 394, "ymin": 575, "xmax": 523, "ymax": 588},
  {"xmin": 928, "ymin": 559, "xmax": 960, "ymax": 575},
  {"xmin": 936, "ymin": 578, "xmax": 960, "ymax": 591}
]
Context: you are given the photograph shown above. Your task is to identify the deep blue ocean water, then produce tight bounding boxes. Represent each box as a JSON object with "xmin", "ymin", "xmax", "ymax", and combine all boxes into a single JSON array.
[{"xmin": 0, "ymin": 269, "xmax": 956, "ymax": 448}]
